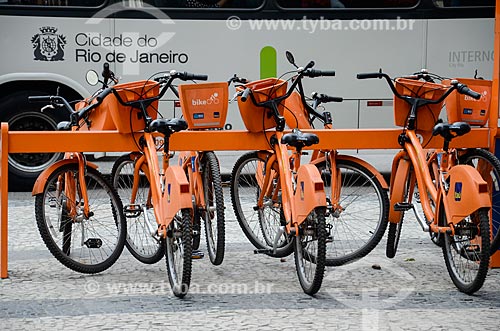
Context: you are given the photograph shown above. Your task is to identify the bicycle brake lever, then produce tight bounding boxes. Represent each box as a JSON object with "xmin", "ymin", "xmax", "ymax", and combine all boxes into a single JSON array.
[{"xmin": 41, "ymin": 104, "xmax": 55, "ymax": 112}]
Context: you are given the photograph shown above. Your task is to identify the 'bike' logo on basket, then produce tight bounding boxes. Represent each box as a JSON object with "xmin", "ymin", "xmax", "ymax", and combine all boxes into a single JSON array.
[
  {"xmin": 454, "ymin": 182, "xmax": 463, "ymax": 201},
  {"xmin": 191, "ymin": 93, "xmax": 220, "ymax": 106}
]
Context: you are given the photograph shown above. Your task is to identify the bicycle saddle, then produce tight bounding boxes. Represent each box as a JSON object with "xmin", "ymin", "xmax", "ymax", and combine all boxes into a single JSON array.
[
  {"xmin": 149, "ymin": 118, "xmax": 188, "ymax": 135},
  {"xmin": 281, "ymin": 130, "xmax": 319, "ymax": 148},
  {"xmin": 432, "ymin": 122, "xmax": 471, "ymax": 140}
]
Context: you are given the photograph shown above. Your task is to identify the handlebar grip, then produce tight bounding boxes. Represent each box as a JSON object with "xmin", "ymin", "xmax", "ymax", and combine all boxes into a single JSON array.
[
  {"xmin": 240, "ymin": 88, "xmax": 251, "ymax": 102},
  {"xmin": 320, "ymin": 94, "xmax": 343, "ymax": 103},
  {"xmin": 357, "ymin": 72, "xmax": 383, "ymax": 80},
  {"xmin": 320, "ymin": 70, "xmax": 336, "ymax": 77},
  {"xmin": 181, "ymin": 72, "xmax": 208, "ymax": 81},
  {"xmin": 305, "ymin": 69, "xmax": 336, "ymax": 78},
  {"xmin": 96, "ymin": 87, "xmax": 113, "ymax": 103},
  {"xmin": 456, "ymin": 83, "xmax": 481, "ymax": 100},
  {"xmin": 28, "ymin": 95, "xmax": 52, "ymax": 103}
]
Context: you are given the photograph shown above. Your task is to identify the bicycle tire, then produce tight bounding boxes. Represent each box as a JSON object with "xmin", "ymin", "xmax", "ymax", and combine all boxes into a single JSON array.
[
  {"xmin": 458, "ymin": 148, "xmax": 500, "ymax": 254},
  {"xmin": 386, "ymin": 170, "xmax": 412, "ymax": 258},
  {"xmin": 183, "ymin": 161, "xmax": 201, "ymax": 251},
  {"xmin": 315, "ymin": 159, "xmax": 389, "ymax": 266},
  {"xmin": 111, "ymin": 153, "xmax": 165, "ymax": 264},
  {"xmin": 294, "ymin": 207, "xmax": 327, "ymax": 295},
  {"xmin": 165, "ymin": 208, "xmax": 193, "ymax": 298},
  {"xmin": 35, "ymin": 163, "xmax": 126, "ymax": 274},
  {"xmin": 201, "ymin": 152, "xmax": 225, "ymax": 265},
  {"xmin": 230, "ymin": 151, "xmax": 294, "ymax": 258},
  {"xmin": 442, "ymin": 207, "xmax": 490, "ymax": 294}
]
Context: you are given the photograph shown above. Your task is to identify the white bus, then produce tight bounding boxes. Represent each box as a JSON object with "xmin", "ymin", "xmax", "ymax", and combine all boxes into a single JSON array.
[{"xmin": 0, "ymin": 0, "xmax": 495, "ymax": 189}]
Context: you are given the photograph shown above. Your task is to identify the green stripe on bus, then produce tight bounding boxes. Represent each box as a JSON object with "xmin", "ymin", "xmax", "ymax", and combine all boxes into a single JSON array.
[{"xmin": 260, "ymin": 46, "xmax": 277, "ymax": 79}]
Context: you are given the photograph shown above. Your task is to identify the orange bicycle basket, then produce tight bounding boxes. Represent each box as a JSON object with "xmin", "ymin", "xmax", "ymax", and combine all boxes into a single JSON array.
[
  {"xmin": 179, "ymin": 82, "xmax": 228, "ymax": 129},
  {"xmin": 77, "ymin": 80, "xmax": 159, "ymax": 133},
  {"xmin": 237, "ymin": 78, "xmax": 288, "ymax": 132},
  {"xmin": 394, "ymin": 78, "xmax": 447, "ymax": 131},
  {"xmin": 283, "ymin": 91, "xmax": 311, "ymax": 129},
  {"xmin": 443, "ymin": 78, "xmax": 492, "ymax": 127}
]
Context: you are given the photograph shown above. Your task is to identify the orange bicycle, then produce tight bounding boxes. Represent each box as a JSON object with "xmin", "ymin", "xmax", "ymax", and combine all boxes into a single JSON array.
[
  {"xmin": 176, "ymin": 81, "xmax": 229, "ymax": 265},
  {"xmin": 357, "ymin": 70, "xmax": 491, "ymax": 294},
  {"xmin": 231, "ymin": 52, "xmax": 389, "ymax": 266},
  {"xmin": 28, "ymin": 67, "xmax": 126, "ymax": 274},
  {"xmin": 231, "ymin": 58, "xmax": 329, "ymax": 295},
  {"xmin": 108, "ymin": 69, "xmax": 209, "ymax": 297}
]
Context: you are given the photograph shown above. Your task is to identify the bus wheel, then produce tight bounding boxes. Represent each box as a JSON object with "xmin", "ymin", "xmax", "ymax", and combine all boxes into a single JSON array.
[{"xmin": 0, "ymin": 91, "xmax": 66, "ymax": 191}]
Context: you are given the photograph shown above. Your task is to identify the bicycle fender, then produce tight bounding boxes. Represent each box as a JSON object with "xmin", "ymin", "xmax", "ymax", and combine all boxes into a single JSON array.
[
  {"xmin": 294, "ymin": 164, "xmax": 327, "ymax": 226},
  {"xmin": 164, "ymin": 165, "xmax": 192, "ymax": 222},
  {"xmin": 31, "ymin": 159, "xmax": 98, "ymax": 196},
  {"xmin": 443, "ymin": 165, "xmax": 491, "ymax": 226},
  {"xmin": 388, "ymin": 158, "xmax": 411, "ymax": 224}
]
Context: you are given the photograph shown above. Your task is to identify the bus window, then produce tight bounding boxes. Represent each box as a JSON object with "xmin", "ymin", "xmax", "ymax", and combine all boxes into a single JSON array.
[
  {"xmin": 277, "ymin": 0, "xmax": 419, "ymax": 8},
  {"xmin": 4, "ymin": 0, "xmax": 105, "ymax": 5},
  {"xmin": 434, "ymin": 0, "xmax": 495, "ymax": 7},
  {"xmin": 149, "ymin": 0, "xmax": 263, "ymax": 8}
]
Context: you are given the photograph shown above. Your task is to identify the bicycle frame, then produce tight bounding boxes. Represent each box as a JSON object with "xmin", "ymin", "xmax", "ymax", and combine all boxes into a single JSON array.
[
  {"xmin": 32, "ymin": 152, "xmax": 98, "ymax": 219},
  {"xmin": 389, "ymin": 129, "xmax": 491, "ymax": 235},
  {"xmin": 127, "ymin": 132, "xmax": 192, "ymax": 238},
  {"xmin": 283, "ymin": 92, "xmax": 389, "ymax": 214},
  {"xmin": 256, "ymin": 131, "xmax": 326, "ymax": 236},
  {"xmin": 179, "ymin": 151, "xmax": 208, "ymax": 215}
]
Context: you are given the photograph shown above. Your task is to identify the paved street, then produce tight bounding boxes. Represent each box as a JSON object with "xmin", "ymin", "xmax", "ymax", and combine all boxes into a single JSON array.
[{"xmin": 2, "ymin": 188, "xmax": 500, "ymax": 330}]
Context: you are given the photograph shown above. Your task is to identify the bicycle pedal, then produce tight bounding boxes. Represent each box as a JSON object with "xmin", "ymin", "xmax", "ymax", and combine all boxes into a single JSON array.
[
  {"xmin": 254, "ymin": 249, "xmax": 273, "ymax": 255},
  {"xmin": 393, "ymin": 202, "xmax": 413, "ymax": 211},
  {"xmin": 191, "ymin": 250, "xmax": 204, "ymax": 259},
  {"xmin": 84, "ymin": 238, "xmax": 102, "ymax": 249}
]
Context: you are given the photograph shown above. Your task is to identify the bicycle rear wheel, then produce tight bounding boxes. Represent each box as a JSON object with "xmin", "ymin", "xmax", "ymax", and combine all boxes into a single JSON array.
[
  {"xmin": 459, "ymin": 148, "xmax": 500, "ymax": 254},
  {"xmin": 111, "ymin": 153, "xmax": 165, "ymax": 264},
  {"xmin": 165, "ymin": 208, "xmax": 193, "ymax": 298},
  {"xmin": 294, "ymin": 207, "xmax": 327, "ymax": 295},
  {"xmin": 315, "ymin": 159, "xmax": 389, "ymax": 266},
  {"xmin": 230, "ymin": 151, "xmax": 294, "ymax": 258},
  {"xmin": 442, "ymin": 207, "xmax": 490, "ymax": 294},
  {"xmin": 201, "ymin": 152, "xmax": 225, "ymax": 265},
  {"xmin": 35, "ymin": 163, "xmax": 126, "ymax": 273},
  {"xmin": 386, "ymin": 168, "xmax": 413, "ymax": 258}
]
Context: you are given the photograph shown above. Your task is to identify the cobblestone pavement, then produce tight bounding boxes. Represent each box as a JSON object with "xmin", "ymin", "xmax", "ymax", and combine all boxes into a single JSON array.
[{"xmin": 2, "ymin": 189, "xmax": 500, "ymax": 331}]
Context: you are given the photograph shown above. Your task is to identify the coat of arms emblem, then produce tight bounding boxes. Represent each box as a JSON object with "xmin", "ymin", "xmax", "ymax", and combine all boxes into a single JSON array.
[{"xmin": 31, "ymin": 27, "xmax": 67, "ymax": 61}]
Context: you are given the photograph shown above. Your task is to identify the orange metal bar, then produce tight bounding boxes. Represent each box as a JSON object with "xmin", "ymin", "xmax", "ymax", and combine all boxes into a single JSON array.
[
  {"xmin": 490, "ymin": 0, "xmax": 500, "ymax": 267},
  {"xmin": 1, "ymin": 123, "xmax": 8, "ymax": 279},
  {"xmin": 5, "ymin": 128, "xmax": 491, "ymax": 153}
]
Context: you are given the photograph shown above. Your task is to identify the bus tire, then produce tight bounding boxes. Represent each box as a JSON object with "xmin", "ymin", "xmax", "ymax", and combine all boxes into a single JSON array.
[{"xmin": 0, "ymin": 91, "xmax": 66, "ymax": 191}]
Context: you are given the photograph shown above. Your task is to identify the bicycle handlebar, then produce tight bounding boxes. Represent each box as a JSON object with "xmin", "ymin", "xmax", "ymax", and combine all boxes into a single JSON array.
[
  {"xmin": 96, "ymin": 87, "xmax": 114, "ymax": 103},
  {"xmin": 456, "ymin": 83, "xmax": 481, "ymax": 99},
  {"xmin": 240, "ymin": 87, "xmax": 251, "ymax": 102},
  {"xmin": 312, "ymin": 92, "xmax": 343, "ymax": 103},
  {"xmin": 356, "ymin": 72, "xmax": 384, "ymax": 80},
  {"xmin": 236, "ymin": 60, "xmax": 338, "ymax": 131},
  {"xmin": 305, "ymin": 69, "xmax": 336, "ymax": 78},
  {"xmin": 29, "ymin": 69, "xmax": 208, "ymax": 129}
]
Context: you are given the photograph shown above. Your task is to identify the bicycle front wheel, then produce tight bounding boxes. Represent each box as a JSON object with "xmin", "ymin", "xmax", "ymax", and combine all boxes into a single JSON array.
[
  {"xmin": 111, "ymin": 153, "xmax": 165, "ymax": 264},
  {"xmin": 201, "ymin": 152, "xmax": 225, "ymax": 265},
  {"xmin": 230, "ymin": 151, "xmax": 294, "ymax": 258},
  {"xmin": 35, "ymin": 163, "xmax": 126, "ymax": 273},
  {"xmin": 165, "ymin": 208, "xmax": 193, "ymax": 298},
  {"xmin": 316, "ymin": 159, "xmax": 389, "ymax": 266},
  {"xmin": 294, "ymin": 207, "xmax": 327, "ymax": 295},
  {"xmin": 459, "ymin": 148, "xmax": 500, "ymax": 254},
  {"xmin": 442, "ymin": 207, "xmax": 490, "ymax": 294}
]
